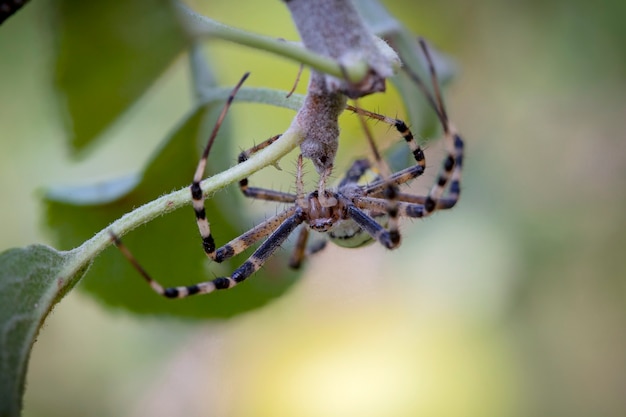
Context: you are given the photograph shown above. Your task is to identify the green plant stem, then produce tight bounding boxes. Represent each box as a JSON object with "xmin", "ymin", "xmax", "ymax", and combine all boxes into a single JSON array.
[
  {"xmin": 202, "ymin": 86, "xmax": 304, "ymax": 111},
  {"xmin": 176, "ymin": 3, "xmax": 369, "ymax": 83}
]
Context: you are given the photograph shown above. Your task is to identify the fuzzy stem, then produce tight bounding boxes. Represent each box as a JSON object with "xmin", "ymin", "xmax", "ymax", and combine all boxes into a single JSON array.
[{"xmin": 177, "ymin": 3, "xmax": 369, "ymax": 83}]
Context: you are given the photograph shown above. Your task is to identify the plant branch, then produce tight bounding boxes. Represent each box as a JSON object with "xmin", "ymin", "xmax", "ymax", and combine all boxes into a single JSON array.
[{"xmin": 176, "ymin": 2, "xmax": 370, "ymax": 84}]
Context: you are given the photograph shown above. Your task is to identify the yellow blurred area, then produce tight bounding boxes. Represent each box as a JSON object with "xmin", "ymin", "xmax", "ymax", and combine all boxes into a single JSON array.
[
  {"xmin": 221, "ymin": 299, "xmax": 519, "ymax": 417},
  {"xmin": 2, "ymin": 0, "xmax": 626, "ymax": 416}
]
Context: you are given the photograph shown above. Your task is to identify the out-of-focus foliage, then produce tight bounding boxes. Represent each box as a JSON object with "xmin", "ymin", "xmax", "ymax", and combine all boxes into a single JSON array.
[{"xmin": 53, "ymin": 0, "xmax": 187, "ymax": 152}]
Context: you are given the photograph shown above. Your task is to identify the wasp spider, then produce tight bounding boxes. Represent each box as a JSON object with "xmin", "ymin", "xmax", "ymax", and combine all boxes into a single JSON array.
[{"xmin": 110, "ymin": 39, "xmax": 464, "ymax": 298}]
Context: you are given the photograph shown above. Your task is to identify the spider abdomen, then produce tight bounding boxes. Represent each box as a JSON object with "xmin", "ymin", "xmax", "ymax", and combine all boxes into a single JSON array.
[
  {"xmin": 327, "ymin": 209, "xmax": 389, "ymax": 248},
  {"xmin": 327, "ymin": 218, "xmax": 373, "ymax": 248}
]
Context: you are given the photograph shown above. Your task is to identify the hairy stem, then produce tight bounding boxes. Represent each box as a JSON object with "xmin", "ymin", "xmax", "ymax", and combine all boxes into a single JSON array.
[{"xmin": 177, "ymin": 3, "xmax": 369, "ymax": 83}]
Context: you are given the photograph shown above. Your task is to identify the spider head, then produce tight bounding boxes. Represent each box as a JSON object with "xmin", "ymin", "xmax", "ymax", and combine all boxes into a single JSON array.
[{"xmin": 305, "ymin": 191, "xmax": 343, "ymax": 232}]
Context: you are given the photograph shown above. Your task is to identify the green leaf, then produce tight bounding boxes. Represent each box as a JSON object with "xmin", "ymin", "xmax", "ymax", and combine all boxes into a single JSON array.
[
  {"xmin": 0, "ymin": 245, "xmax": 90, "ymax": 417},
  {"xmin": 52, "ymin": 0, "xmax": 188, "ymax": 152},
  {"xmin": 44, "ymin": 102, "xmax": 300, "ymax": 319}
]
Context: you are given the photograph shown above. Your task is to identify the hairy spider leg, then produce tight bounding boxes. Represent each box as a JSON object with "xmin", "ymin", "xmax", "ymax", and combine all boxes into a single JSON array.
[
  {"xmin": 363, "ymin": 38, "xmax": 464, "ymax": 217},
  {"xmin": 111, "ymin": 207, "xmax": 303, "ymax": 298},
  {"xmin": 345, "ymin": 104, "xmax": 426, "ymax": 177},
  {"xmin": 237, "ymin": 134, "xmax": 297, "ymax": 203},
  {"xmin": 190, "ymin": 72, "xmax": 250, "ymax": 259},
  {"xmin": 350, "ymin": 102, "xmax": 402, "ymax": 249},
  {"xmin": 404, "ymin": 38, "xmax": 464, "ymax": 215}
]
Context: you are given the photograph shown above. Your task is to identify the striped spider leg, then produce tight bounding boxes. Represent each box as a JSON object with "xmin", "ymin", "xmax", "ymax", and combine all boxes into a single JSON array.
[{"xmin": 352, "ymin": 38, "xmax": 464, "ymax": 227}]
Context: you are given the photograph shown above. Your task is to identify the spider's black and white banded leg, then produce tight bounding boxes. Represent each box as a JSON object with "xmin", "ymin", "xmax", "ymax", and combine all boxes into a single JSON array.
[
  {"xmin": 352, "ymin": 103, "xmax": 403, "ymax": 249},
  {"xmin": 196, "ymin": 206, "xmax": 305, "ymax": 297},
  {"xmin": 353, "ymin": 39, "xmax": 465, "ymax": 221},
  {"xmin": 288, "ymin": 226, "xmax": 310, "ymax": 269},
  {"xmin": 417, "ymin": 129, "xmax": 463, "ymax": 216},
  {"xmin": 347, "ymin": 104, "xmax": 429, "ymax": 217},
  {"xmin": 341, "ymin": 198, "xmax": 401, "ymax": 250},
  {"xmin": 345, "ymin": 105, "xmax": 426, "ymax": 176},
  {"xmin": 392, "ymin": 193, "xmax": 458, "ymax": 211},
  {"xmin": 348, "ymin": 193, "xmax": 454, "ymax": 250},
  {"xmin": 400, "ymin": 38, "xmax": 464, "ymax": 216},
  {"xmin": 237, "ymin": 134, "xmax": 298, "ymax": 203},
  {"xmin": 365, "ymin": 127, "xmax": 462, "ymax": 216},
  {"xmin": 354, "ymin": 197, "xmax": 426, "ymax": 220},
  {"xmin": 363, "ymin": 164, "xmax": 431, "ymax": 198},
  {"xmin": 349, "ymin": 99, "xmax": 434, "ymax": 249},
  {"xmin": 289, "ymin": 230, "xmax": 328, "ymax": 270},
  {"xmin": 189, "ymin": 72, "xmax": 253, "ymax": 262},
  {"xmin": 111, "ymin": 206, "xmax": 305, "ymax": 299},
  {"xmin": 208, "ymin": 207, "xmax": 302, "ymax": 263}
]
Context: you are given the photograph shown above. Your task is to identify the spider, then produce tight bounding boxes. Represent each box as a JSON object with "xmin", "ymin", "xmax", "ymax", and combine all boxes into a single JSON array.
[{"xmin": 110, "ymin": 39, "xmax": 464, "ymax": 299}]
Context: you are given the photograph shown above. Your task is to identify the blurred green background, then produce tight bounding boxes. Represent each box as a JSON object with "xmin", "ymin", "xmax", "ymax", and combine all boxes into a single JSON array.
[{"xmin": 2, "ymin": 0, "xmax": 626, "ymax": 416}]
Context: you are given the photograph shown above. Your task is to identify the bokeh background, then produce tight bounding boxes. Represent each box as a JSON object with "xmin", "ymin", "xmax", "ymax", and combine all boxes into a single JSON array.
[{"xmin": 2, "ymin": 0, "xmax": 626, "ymax": 416}]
